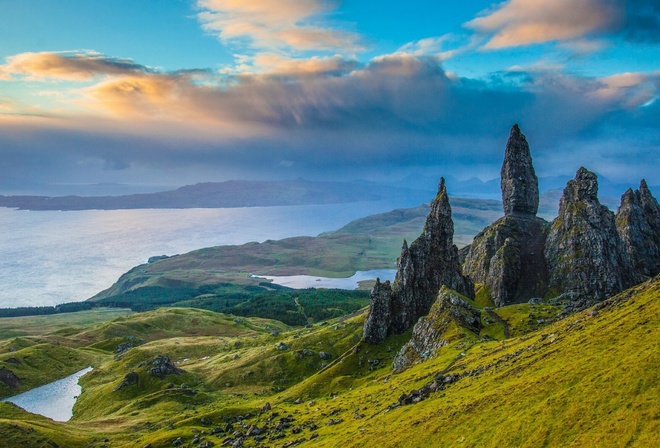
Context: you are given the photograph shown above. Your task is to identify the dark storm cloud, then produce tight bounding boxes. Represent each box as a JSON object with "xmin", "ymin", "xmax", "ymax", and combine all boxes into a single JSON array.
[
  {"xmin": 621, "ymin": 0, "xmax": 660, "ymax": 43},
  {"xmin": 1, "ymin": 54, "xmax": 658, "ymax": 190}
]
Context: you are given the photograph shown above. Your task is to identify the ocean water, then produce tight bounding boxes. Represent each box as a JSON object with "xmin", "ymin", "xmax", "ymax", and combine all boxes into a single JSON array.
[
  {"xmin": 1, "ymin": 367, "xmax": 93, "ymax": 421},
  {"xmin": 0, "ymin": 201, "xmax": 409, "ymax": 308}
]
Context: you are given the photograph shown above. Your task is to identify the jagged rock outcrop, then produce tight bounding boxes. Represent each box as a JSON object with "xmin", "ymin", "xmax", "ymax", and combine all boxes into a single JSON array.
[
  {"xmin": 463, "ymin": 125, "xmax": 549, "ymax": 306},
  {"xmin": 0, "ymin": 367, "xmax": 20, "ymax": 389},
  {"xmin": 392, "ymin": 286, "xmax": 481, "ymax": 373},
  {"xmin": 546, "ymin": 168, "xmax": 638, "ymax": 305},
  {"xmin": 362, "ymin": 279, "xmax": 392, "ymax": 344},
  {"xmin": 363, "ymin": 179, "xmax": 473, "ymax": 344},
  {"xmin": 148, "ymin": 355, "xmax": 183, "ymax": 378},
  {"xmin": 501, "ymin": 124, "xmax": 539, "ymax": 215},
  {"xmin": 113, "ymin": 371, "xmax": 139, "ymax": 391},
  {"xmin": 616, "ymin": 180, "xmax": 660, "ymax": 277}
]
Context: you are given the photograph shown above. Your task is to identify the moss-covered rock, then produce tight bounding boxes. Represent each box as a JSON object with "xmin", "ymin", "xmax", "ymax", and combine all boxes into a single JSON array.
[{"xmin": 392, "ymin": 286, "xmax": 481, "ymax": 372}]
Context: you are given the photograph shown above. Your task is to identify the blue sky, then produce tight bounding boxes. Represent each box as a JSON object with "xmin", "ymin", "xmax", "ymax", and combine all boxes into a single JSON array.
[{"xmin": 0, "ymin": 0, "xmax": 658, "ymax": 193}]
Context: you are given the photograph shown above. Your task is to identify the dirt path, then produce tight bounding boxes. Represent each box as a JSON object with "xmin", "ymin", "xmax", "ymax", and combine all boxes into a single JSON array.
[{"xmin": 487, "ymin": 309, "xmax": 511, "ymax": 339}]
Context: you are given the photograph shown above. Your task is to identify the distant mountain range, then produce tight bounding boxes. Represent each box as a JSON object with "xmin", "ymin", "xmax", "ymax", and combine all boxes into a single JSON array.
[
  {"xmin": 1, "ymin": 175, "xmax": 653, "ymax": 212},
  {"xmin": 0, "ymin": 179, "xmax": 431, "ymax": 211}
]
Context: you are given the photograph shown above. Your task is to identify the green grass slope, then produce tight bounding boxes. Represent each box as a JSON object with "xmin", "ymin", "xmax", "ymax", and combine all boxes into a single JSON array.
[{"xmin": 1, "ymin": 278, "xmax": 656, "ymax": 447}]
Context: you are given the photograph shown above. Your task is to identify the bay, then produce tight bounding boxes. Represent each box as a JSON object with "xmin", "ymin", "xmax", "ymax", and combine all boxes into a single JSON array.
[
  {"xmin": 0, "ymin": 201, "xmax": 411, "ymax": 308},
  {"xmin": 1, "ymin": 367, "xmax": 93, "ymax": 421}
]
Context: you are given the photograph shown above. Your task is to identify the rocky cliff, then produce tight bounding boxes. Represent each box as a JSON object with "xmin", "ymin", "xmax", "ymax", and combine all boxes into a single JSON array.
[
  {"xmin": 392, "ymin": 286, "xmax": 481, "ymax": 373},
  {"xmin": 616, "ymin": 180, "xmax": 660, "ymax": 278},
  {"xmin": 463, "ymin": 125, "xmax": 549, "ymax": 306},
  {"xmin": 363, "ymin": 179, "xmax": 473, "ymax": 344},
  {"xmin": 545, "ymin": 167, "xmax": 638, "ymax": 305}
]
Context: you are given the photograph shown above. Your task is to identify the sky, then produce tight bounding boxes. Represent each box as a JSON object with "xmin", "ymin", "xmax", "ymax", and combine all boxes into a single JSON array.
[{"xmin": 0, "ymin": 0, "xmax": 659, "ymax": 194}]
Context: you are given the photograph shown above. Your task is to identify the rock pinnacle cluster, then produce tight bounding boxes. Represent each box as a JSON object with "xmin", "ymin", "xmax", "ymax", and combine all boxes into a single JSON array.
[{"xmin": 363, "ymin": 124, "xmax": 660, "ymax": 347}]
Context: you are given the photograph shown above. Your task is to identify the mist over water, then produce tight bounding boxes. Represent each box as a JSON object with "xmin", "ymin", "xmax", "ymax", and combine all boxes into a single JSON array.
[{"xmin": 0, "ymin": 201, "xmax": 412, "ymax": 308}]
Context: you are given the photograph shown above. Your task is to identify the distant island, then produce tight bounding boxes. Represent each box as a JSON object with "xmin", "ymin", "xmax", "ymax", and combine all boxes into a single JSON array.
[{"xmin": 0, "ymin": 179, "xmax": 430, "ymax": 211}]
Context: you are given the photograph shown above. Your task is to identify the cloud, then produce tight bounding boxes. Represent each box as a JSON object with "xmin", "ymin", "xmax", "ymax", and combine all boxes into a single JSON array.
[
  {"xmin": 466, "ymin": 0, "xmax": 620, "ymax": 49},
  {"xmin": 465, "ymin": 0, "xmax": 660, "ymax": 49},
  {"xmin": 622, "ymin": 0, "xmax": 660, "ymax": 43},
  {"xmin": 248, "ymin": 54, "xmax": 358, "ymax": 77},
  {"xmin": 591, "ymin": 71, "xmax": 660, "ymax": 108},
  {"xmin": 196, "ymin": 0, "xmax": 362, "ymax": 52},
  {"xmin": 396, "ymin": 35, "xmax": 468, "ymax": 61},
  {"xmin": 0, "ymin": 51, "xmax": 152, "ymax": 81},
  {"xmin": 2, "ymin": 51, "xmax": 659, "ymax": 189}
]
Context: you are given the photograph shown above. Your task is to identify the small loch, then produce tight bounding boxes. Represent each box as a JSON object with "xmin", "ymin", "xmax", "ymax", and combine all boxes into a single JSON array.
[
  {"xmin": 253, "ymin": 269, "xmax": 396, "ymax": 289},
  {"xmin": 1, "ymin": 366, "xmax": 92, "ymax": 422}
]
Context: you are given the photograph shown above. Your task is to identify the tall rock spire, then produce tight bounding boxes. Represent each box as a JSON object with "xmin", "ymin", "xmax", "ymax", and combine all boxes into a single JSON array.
[
  {"xmin": 463, "ymin": 124, "xmax": 548, "ymax": 306},
  {"xmin": 362, "ymin": 178, "xmax": 473, "ymax": 344},
  {"xmin": 501, "ymin": 124, "xmax": 539, "ymax": 216}
]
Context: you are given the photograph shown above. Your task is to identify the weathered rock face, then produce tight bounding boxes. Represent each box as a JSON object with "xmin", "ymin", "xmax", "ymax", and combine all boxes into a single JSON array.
[
  {"xmin": 616, "ymin": 180, "xmax": 660, "ymax": 278},
  {"xmin": 545, "ymin": 168, "xmax": 638, "ymax": 305},
  {"xmin": 363, "ymin": 179, "xmax": 473, "ymax": 344},
  {"xmin": 463, "ymin": 216, "xmax": 549, "ymax": 306},
  {"xmin": 0, "ymin": 366, "xmax": 20, "ymax": 389},
  {"xmin": 149, "ymin": 355, "xmax": 183, "ymax": 378},
  {"xmin": 501, "ymin": 124, "xmax": 539, "ymax": 216},
  {"xmin": 362, "ymin": 279, "xmax": 392, "ymax": 344},
  {"xmin": 392, "ymin": 286, "xmax": 481, "ymax": 373},
  {"xmin": 463, "ymin": 125, "xmax": 548, "ymax": 306}
]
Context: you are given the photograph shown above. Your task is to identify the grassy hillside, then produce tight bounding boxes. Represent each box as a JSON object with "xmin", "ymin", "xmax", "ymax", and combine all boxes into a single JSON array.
[
  {"xmin": 89, "ymin": 198, "xmax": 503, "ymax": 309},
  {"xmin": 0, "ymin": 277, "xmax": 657, "ymax": 447}
]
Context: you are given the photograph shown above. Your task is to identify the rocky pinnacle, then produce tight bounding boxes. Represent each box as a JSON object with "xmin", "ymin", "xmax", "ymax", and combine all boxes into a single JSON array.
[
  {"xmin": 616, "ymin": 180, "xmax": 660, "ymax": 277},
  {"xmin": 546, "ymin": 167, "xmax": 637, "ymax": 304},
  {"xmin": 501, "ymin": 124, "xmax": 539, "ymax": 216},
  {"xmin": 362, "ymin": 178, "xmax": 473, "ymax": 344}
]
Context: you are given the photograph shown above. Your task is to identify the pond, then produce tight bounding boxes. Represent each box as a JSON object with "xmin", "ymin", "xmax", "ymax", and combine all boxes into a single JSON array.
[
  {"xmin": 252, "ymin": 269, "xmax": 396, "ymax": 289},
  {"xmin": 1, "ymin": 366, "xmax": 92, "ymax": 421}
]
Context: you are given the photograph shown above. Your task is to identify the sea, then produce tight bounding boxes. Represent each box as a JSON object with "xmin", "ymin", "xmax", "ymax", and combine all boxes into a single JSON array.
[{"xmin": 0, "ymin": 201, "xmax": 410, "ymax": 308}]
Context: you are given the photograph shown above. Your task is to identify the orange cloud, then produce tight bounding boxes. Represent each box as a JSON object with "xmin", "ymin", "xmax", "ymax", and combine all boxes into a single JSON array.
[
  {"xmin": 250, "ymin": 54, "xmax": 357, "ymax": 77},
  {"xmin": 591, "ymin": 72, "xmax": 659, "ymax": 108},
  {"xmin": 0, "ymin": 51, "xmax": 150, "ymax": 81},
  {"xmin": 197, "ymin": 0, "xmax": 362, "ymax": 52},
  {"xmin": 466, "ymin": 0, "xmax": 619, "ymax": 49}
]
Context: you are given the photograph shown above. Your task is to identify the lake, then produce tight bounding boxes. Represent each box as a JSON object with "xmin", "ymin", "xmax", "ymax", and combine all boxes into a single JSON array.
[
  {"xmin": 253, "ymin": 269, "xmax": 396, "ymax": 289},
  {"xmin": 0, "ymin": 200, "xmax": 414, "ymax": 308},
  {"xmin": 1, "ymin": 367, "xmax": 92, "ymax": 421}
]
